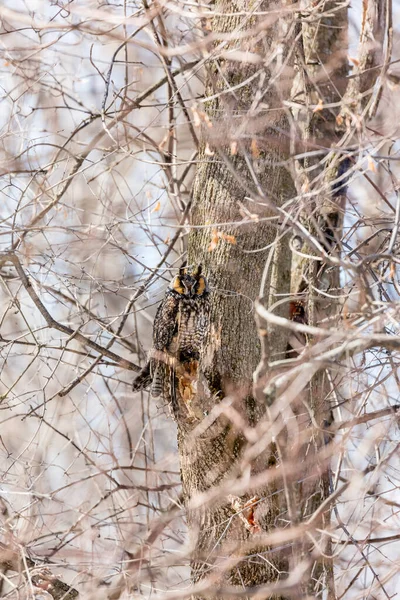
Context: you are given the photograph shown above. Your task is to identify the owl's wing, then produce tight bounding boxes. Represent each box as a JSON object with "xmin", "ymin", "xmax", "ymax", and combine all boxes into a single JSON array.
[
  {"xmin": 149, "ymin": 294, "xmax": 180, "ymax": 404},
  {"xmin": 152, "ymin": 293, "xmax": 180, "ymax": 351},
  {"xmin": 132, "ymin": 362, "xmax": 151, "ymax": 392}
]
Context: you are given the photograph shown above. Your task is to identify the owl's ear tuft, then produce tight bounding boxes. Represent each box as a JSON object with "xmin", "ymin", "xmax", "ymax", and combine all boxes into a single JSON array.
[
  {"xmin": 172, "ymin": 275, "xmax": 184, "ymax": 294},
  {"xmin": 179, "ymin": 265, "xmax": 186, "ymax": 278},
  {"xmin": 192, "ymin": 264, "xmax": 202, "ymax": 278}
]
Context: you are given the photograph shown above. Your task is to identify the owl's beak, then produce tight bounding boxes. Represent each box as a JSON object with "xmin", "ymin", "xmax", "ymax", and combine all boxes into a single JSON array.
[{"xmin": 184, "ymin": 282, "xmax": 196, "ymax": 297}]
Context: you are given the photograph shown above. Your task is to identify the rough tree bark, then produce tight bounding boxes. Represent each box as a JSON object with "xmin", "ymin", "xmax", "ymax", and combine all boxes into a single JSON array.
[{"xmin": 173, "ymin": 1, "xmax": 350, "ymax": 598}]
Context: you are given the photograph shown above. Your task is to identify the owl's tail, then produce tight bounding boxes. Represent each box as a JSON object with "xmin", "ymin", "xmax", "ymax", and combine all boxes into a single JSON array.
[
  {"xmin": 133, "ymin": 362, "xmax": 177, "ymax": 416},
  {"xmin": 151, "ymin": 364, "xmax": 179, "ymax": 419},
  {"xmin": 150, "ymin": 364, "xmax": 164, "ymax": 398},
  {"xmin": 132, "ymin": 362, "xmax": 152, "ymax": 392}
]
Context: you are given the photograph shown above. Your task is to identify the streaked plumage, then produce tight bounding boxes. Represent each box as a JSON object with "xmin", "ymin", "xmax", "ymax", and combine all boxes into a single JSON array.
[{"xmin": 132, "ymin": 265, "xmax": 210, "ymax": 416}]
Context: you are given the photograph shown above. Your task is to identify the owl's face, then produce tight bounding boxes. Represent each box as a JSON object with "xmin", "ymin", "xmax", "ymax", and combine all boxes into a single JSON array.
[{"xmin": 170, "ymin": 265, "xmax": 208, "ymax": 298}]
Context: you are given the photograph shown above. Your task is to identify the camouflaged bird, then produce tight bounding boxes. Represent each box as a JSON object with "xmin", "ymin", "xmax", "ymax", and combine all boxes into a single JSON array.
[{"xmin": 132, "ymin": 265, "xmax": 210, "ymax": 415}]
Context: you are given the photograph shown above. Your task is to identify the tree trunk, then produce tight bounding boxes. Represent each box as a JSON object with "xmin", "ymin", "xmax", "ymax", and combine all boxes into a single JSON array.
[{"xmin": 173, "ymin": 1, "xmax": 349, "ymax": 597}]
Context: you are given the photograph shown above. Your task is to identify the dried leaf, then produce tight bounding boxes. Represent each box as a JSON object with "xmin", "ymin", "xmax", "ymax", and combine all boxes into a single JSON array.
[
  {"xmin": 208, "ymin": 228, "xmax": 220, "ymax": 252},
  {"xmin": 367, "ymin": 155, "xmax": 376, "ymax": 172},
  {"xmin": 313, "ymin": 98, "xmax": 324, "ymax": 113},
  {"xmin": 229, "ymin": 495, "xmax": 261, "ymax": 534},
  {"xmin": 336, "ymin": 114, "xmax": 344, "ymax": 127},
  {"xmin": 151, "ymin": 201, "xmax": 161, "ymax": 213},
  {"xmin": 230, "ymin": 141, "xmax": 238, "ymax": 155},
  {"xmin": 348, "ymin": 55, "xmax": 360, "ymax": 66},
  {"xmin": 251, "ymin": 138, "xmax": 260, "ymax": 158},
  {"xmin": 208, "ymin": 229, "xmax": 236, "ymax": 250},
  {"xmin": 220, "ymin": 232, "xmax": 236, "ymax": 245},
  {"xmin": 191, "ymin": 105, "xmax": 201, "ymax": 128}
]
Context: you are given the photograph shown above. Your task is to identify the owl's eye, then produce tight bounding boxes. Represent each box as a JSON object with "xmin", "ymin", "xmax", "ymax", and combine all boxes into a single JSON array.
[
  {"xmin": 196, "ymin": 276, "xmax": 207, "ymax": 295},
  {"xmin": 172, "ymin": 276, "xmax": 184, "ymax": 294}
]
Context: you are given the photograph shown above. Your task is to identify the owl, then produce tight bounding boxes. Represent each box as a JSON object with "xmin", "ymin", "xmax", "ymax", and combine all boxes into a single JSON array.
[{"xmin": 132, "ymin": 265, "xmax": 210, "ymax": 415}]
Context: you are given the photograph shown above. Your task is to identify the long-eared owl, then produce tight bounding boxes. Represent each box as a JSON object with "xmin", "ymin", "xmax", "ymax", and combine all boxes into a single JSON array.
[{"xmin": 132, "ymin": 265, "xmax": 210, "ymax": 415}]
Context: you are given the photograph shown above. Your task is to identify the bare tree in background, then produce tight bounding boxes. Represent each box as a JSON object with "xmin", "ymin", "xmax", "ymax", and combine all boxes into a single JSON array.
[{"xmin": 0, "ymin": 1, "xmax": 399, "ymax": 599}]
